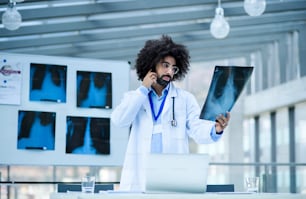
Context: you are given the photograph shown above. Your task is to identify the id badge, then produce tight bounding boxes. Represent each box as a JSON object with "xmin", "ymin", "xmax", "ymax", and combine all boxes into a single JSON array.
[{"xmin": 152, "ymin": 124, "xmax": 163, "ymax": 134}]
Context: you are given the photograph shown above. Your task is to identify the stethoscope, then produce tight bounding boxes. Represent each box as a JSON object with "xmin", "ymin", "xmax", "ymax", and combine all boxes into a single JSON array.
[{"xmin": 171, "ymin": 97, "xmax": 177, "ymax": 127}]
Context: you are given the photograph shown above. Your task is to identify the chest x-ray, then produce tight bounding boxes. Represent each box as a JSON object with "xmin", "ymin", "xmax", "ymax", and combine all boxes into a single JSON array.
[
  {"xmin": 29, "ymin": 63, "xmax": 67, "ymax": 103},
  {"xmin": 76, "ymin": 71, "xmax": 112, "ymax": 109},
  {"xmin": 66, "ymin": 116, "xmax": 110, "ymax": 155},
  {"xmin": 200, "ymin": 66, "xmax": 254, "ymax": 121},
  {"xmin": 17, "ymin": 110, "xmax": 56, "ymax": 150}
]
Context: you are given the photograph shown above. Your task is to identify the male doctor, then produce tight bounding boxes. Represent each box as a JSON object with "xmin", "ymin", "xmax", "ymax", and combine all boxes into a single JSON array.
[{"xmin": 111, "ymin": 35, "xmax": 230, "ymax": 191}]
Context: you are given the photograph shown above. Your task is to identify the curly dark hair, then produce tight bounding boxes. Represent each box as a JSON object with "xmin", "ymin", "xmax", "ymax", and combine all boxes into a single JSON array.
[{"xmin": 135, "ymin": 35, "xmax": 190, "ymax": 81}]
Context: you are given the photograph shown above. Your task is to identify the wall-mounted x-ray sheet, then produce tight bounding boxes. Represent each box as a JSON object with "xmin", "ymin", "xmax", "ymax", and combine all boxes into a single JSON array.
[
  {"xmin": 200, "ymin": 66, "xmax": 254, "ymax": 121},
  {"xmin": 66, "ymin": 116, "xmax": 110, "ymax": 155},
  {"xmin": 29, "ymin": 63, "xmax": 67, "ymax": 103},
  {"xmin": 76, "ymin": 71, "xmax": 112, "ymax": 109},
  {"xmin": 17, "ymin": 110, "xmax": 56, "ymax": 150}
]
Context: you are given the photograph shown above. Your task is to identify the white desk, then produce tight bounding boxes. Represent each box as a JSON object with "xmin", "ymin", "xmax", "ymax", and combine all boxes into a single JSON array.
[{"xmin": 50, "ymin": 192, "xmax": 305, "ymax": 199}]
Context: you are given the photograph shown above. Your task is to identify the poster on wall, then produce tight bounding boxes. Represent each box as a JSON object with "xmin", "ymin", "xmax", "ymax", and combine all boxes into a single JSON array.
[
  {"xmin": 29, "ymin": 63, "xmax": 67, "ymax": 103},
  {"xmin": 17, "ymin": 110, "xmax": 56, "ymax": 150},
  {"xmin": 76, "ymin": 71, "xmax": 112, "ymax": 109},
  {"xmin": 0, "ymin": 58, "xmax": 22, "ymax": 105},
  {"xmin": 66, "ymin": 116, "xmax": 110, "ymax": 155}
]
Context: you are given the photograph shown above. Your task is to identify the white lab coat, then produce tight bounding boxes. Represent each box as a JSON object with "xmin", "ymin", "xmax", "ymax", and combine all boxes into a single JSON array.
[{"xmin": 111, "ymin": 83, "xmax": 219, "ymax": 192}]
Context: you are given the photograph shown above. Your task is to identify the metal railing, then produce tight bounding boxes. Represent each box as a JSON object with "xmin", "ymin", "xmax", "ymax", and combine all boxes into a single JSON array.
[
  {"xmin": 209, "ymin": 162, "xmax": 306, "ymax": 193},
  {"xmin": 1, "ymin": 162, "xmax": 306, "ymax": 199}
]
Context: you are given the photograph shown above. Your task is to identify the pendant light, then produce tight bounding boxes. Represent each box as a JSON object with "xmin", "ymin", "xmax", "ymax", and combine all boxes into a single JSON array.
[
  {"xmin": 210, "ymin": 0, "xmax": 230, "ymax": 39},
  {"xmin": 2, "ymin": 0, "xmax": 23, "ymax": 31},
  {"xmin": 244, "ymin": 0, "xmax": 266, "ymax": 16}
]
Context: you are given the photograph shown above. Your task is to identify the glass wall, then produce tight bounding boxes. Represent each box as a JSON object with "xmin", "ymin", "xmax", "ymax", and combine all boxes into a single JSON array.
[
  {"xmin": 259, "ymin": 113, "xmax": 271, "ymax": 163},
  {"xmin": 0, "ymin": 165, "xmax": 121, "ymax": 199},
  {"xmin": 276, "ymin": 108, "xmax": 290, "ymax": 193},
  {"xmin": 295, "ymin": 101, "xmax": 306, "ymax": 193},
  {"xmin": 241, "ymin": 101, "xmax": 306, "ymax": 194}
]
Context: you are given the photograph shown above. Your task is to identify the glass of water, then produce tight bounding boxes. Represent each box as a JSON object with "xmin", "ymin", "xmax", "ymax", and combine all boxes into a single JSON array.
[
  {"xmin": 81, "ymin": 176, "xmax": 96, "ymax": 193},
  {"xmin": 245, "ymin": 176, "xmax": 260, "ymax": 193}
]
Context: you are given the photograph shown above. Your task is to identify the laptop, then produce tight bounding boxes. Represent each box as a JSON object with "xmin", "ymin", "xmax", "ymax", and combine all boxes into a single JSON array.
[
  {"xmin": 200, "ymin": 66, "xmax": 254, "ymax": 121},
  {"xmin": 144, "ymin": 153, "xmax": 210, "ymax": 193}
]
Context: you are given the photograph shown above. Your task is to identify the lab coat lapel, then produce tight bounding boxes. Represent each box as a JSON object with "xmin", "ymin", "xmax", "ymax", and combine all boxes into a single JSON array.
[{"xmin": 143, "ymin": 97, "xmax": 152, "ymax": 119}]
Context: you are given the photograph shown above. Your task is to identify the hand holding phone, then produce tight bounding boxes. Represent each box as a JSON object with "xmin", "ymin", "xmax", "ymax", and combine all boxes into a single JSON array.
[{"xmin": 142, "ymin": 69, "xmax": 157, "ymax": 88}]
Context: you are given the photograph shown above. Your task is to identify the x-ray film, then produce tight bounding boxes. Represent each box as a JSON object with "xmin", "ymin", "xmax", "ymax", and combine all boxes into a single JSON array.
[{"xmin": 200, "ymin": 66, "xmax": 254, "ymax": 121}]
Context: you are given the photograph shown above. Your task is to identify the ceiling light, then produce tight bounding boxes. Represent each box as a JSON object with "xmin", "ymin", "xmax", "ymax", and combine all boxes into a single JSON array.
[
  {"xmin": 244, "ymin": 0, "xmax": 266, "ymax": 16},
  {"xmin": 2, "ymin": 0, "xmax": 22, "ymax": 31},
  {"xmin": 210, "ymin": 0, "xmax": 230, "ymax": 39}
]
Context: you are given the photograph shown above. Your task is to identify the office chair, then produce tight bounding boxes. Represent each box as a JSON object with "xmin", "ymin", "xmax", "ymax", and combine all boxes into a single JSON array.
[{"xmin": 57, "ymin": 183, "xmax": 113, "ymax": 193}]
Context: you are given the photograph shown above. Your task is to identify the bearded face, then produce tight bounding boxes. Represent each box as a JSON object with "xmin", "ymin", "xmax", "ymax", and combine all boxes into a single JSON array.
[{"xmin": 156, "ymin": 74, "xmax": 172, "ymax": 87}]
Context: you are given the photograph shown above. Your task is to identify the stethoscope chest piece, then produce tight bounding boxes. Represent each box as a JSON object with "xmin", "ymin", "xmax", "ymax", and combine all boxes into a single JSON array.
[{"xmin": 171, "ymin": 119, "xmax": 177, "ymax": 127}]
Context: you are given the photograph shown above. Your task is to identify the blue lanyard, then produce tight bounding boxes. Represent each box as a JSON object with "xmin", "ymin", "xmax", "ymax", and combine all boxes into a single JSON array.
[{"xmin": 148, "ymin": 91, "xmax": 168, "ymax": 121}]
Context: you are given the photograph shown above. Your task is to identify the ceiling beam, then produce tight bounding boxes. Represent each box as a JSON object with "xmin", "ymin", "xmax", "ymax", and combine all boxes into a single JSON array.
[
  {"xmin": 1, "ymin": 21, "xmax": 303, "ymax": 51},
  {"xmin": 1, "ymin": 1, "xmax": 305, "ymax": 37}
]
